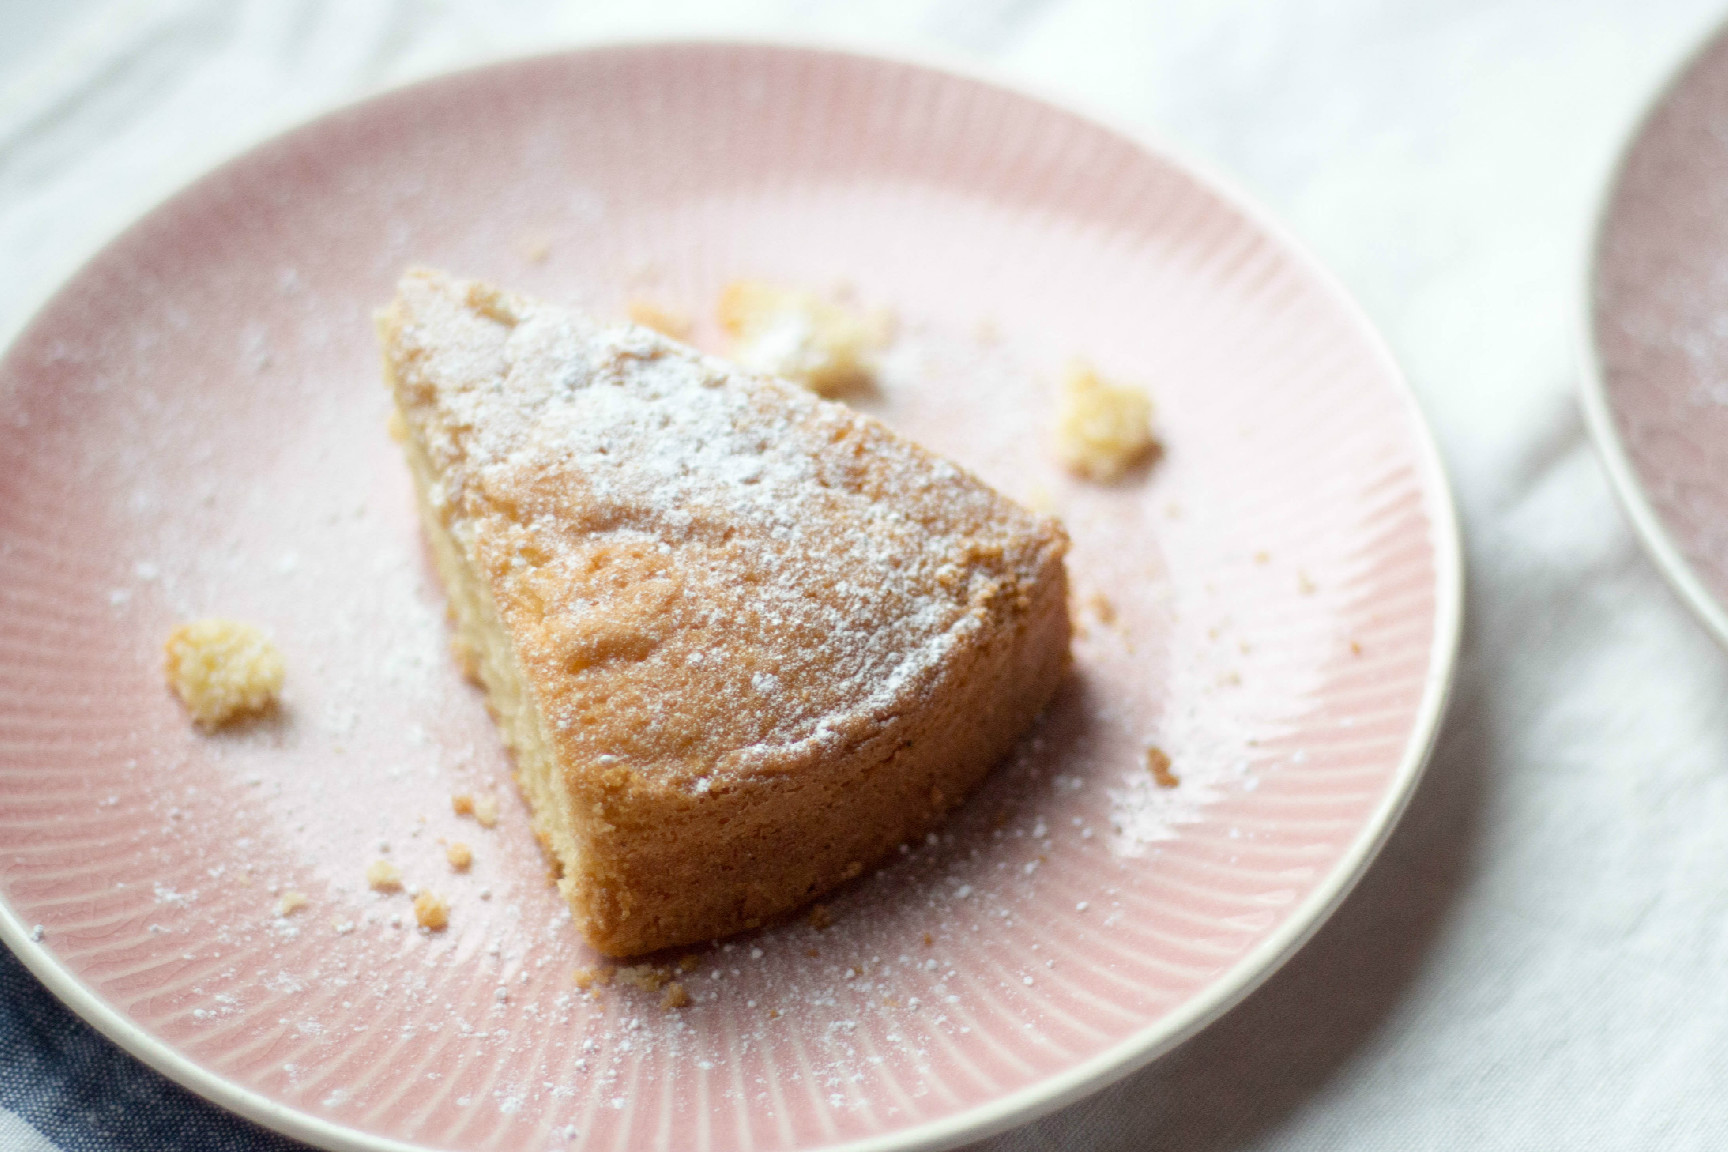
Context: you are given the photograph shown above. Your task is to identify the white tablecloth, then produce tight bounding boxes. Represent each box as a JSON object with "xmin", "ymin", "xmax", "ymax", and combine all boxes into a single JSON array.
[{"xmin": 4, "ymin": 1, "xmax": 1728, "ymax": 1147}]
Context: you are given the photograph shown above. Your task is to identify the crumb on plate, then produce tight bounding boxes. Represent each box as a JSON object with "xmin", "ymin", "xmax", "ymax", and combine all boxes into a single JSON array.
[
  {"xmin": 413, "ymin": 890, "xmax": 449, "ymax": 930},
  {"xmin": 276, "ymin": 891, "xmax": 309, "ymax": 917},
  {"xmin": 446, "ymin": 841, "xmax": 473, "ymax": 871},
  {"xmin": 1055, "ymin": 361, "xmax": 1159, "ymax": 482},
  {"xmin": 573, "ymin": 965, "xmax": 612, "ymax": 991},
  {"xmin": 164, "ymin": 618, "xmax": 284, "ymax": 726},
  {"xmin": 366, "ymin": 859, "xmax": 403, "ymax": 892},
  {"xmin": 718, "ymin": 280, "xmax": 889, "ymax": 396},
  {"xmin": 1146, "ymin": 746, "xmax": 1179, "ymax": 789}
]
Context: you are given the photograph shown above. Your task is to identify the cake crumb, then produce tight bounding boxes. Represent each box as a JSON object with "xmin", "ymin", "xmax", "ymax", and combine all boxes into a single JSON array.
[
  {"xmin": 413, "ymin": 891, "xmax": 449, "ymax": 930},
  {"xmin": 718, "ymin": 280, "xmax": 888, "ymax": 396},
  {"xmin": 275, "ymin": 891, "xmax": 309, "ymax": 917},
  {"xmin": 660, "ymin": 982, "xmax": 690, "ymax": 1010},
  {"xmin": 808, "ymin": 904, "xmax": 833, "ymax": 932},
  {"xmin": 1146, "ymin": 746, "xmax": 1180, "ymax": 789},
  {"xmin": 472, "ymin": 795, "xmax": 500, "ymax": 828},
  {"xmin": 445, "ymin": 842, "xmax": 473, "ymax": 871},
  {"xmin": 626, "ymin": 299, "xmax": 692, "ymax": 340},
  {"xmin": 163, "ymin": 619, "xmax": 284, "ymax": 726},
  {"xmin": 366, "ymin": 859, "xmax": 403, "ymax": 892},
  {"xmin": 572, "ymin": 966, "xmax": 612, "ymax": 991},
  {"xmin": 678, "ymin": 955, "xmax": 700, "ymax": 972},
  {"xmin": 922, "ymin": 932, "xmax": 934, "ymax": 947},
  {"xmin": 1055, "ymin": 361, "xmax": 1159, "ymax": 482},
  {"xmin": 450, "ymin": 793, "xmax": 474, "ymax": 817},
  {"xmin": 1350, "ymin": 640, "xmax": 1363, "ymax": 655}
]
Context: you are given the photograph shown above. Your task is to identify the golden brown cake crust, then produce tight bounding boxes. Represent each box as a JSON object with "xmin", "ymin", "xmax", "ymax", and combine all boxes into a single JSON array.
[{"xmin": 379, "ymin": 268, "xmax": 1069, "ymax": 956}]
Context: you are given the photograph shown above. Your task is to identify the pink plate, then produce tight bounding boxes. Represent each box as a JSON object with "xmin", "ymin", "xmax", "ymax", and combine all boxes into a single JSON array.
[
  {"xmin": 1585, "ymin": 16, "xmax": 1728, "ymax": 648},
  {"xmin": 0, "ymin": 43, "xmax": 1459, "ymax": 1152}
]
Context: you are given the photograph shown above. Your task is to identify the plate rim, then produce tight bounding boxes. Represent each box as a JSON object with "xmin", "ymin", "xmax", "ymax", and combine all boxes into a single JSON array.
[
  {"xmin": 1578, "ymin": 10, "xmax": 1728, "ymax": 653},
  {"xmin": 0, "ymin": 36, "xmax": 1464, "ymax": 1152}
]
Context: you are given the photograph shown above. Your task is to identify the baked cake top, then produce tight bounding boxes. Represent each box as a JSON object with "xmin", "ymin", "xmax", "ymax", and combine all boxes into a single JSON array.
[{"xmin": 380, "ymin": 269, "xmax": 1066, "ymax": 792}]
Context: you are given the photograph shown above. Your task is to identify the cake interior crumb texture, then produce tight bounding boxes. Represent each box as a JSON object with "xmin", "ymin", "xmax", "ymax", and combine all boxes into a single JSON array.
[
  {"xmin": 163, "ymin": 618, "xmax": 284, "ymax": 726},
  {"xmin": 377, "ymin": 268, "xmax": 1071, "ymax": 957}
]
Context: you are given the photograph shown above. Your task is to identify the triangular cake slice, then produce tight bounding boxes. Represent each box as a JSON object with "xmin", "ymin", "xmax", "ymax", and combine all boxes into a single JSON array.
[{"xmin": 378, "ymin": 269, "xmax": 1070, "ymax": 957}]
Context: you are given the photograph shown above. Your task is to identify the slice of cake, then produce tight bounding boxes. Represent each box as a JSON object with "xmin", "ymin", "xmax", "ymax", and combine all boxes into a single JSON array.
[{"xmin": 377, "ymin": 269, "xmax": 1070, "ymax": 957}]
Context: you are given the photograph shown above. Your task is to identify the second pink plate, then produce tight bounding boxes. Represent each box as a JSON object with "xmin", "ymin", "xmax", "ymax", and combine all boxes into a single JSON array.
[
  {"xmin": 1585, "ymin": 16, "xmax": 1728, "ymax": 649},
  {"xmin": 0, "ymin": 43, "xmax": 1460, "ymax": 1152}
]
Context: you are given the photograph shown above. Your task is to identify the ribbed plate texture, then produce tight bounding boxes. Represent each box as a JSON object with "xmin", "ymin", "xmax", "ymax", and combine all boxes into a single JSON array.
[{"xmin": 0, "ymin": 45, "xmax": 1447, "ymax": 1152}]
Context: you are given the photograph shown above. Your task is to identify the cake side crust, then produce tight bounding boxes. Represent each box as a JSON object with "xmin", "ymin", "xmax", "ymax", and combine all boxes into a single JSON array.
[{"xmin": 566, "ymin": 544, "xmax": 1069, "ymax": 954}]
